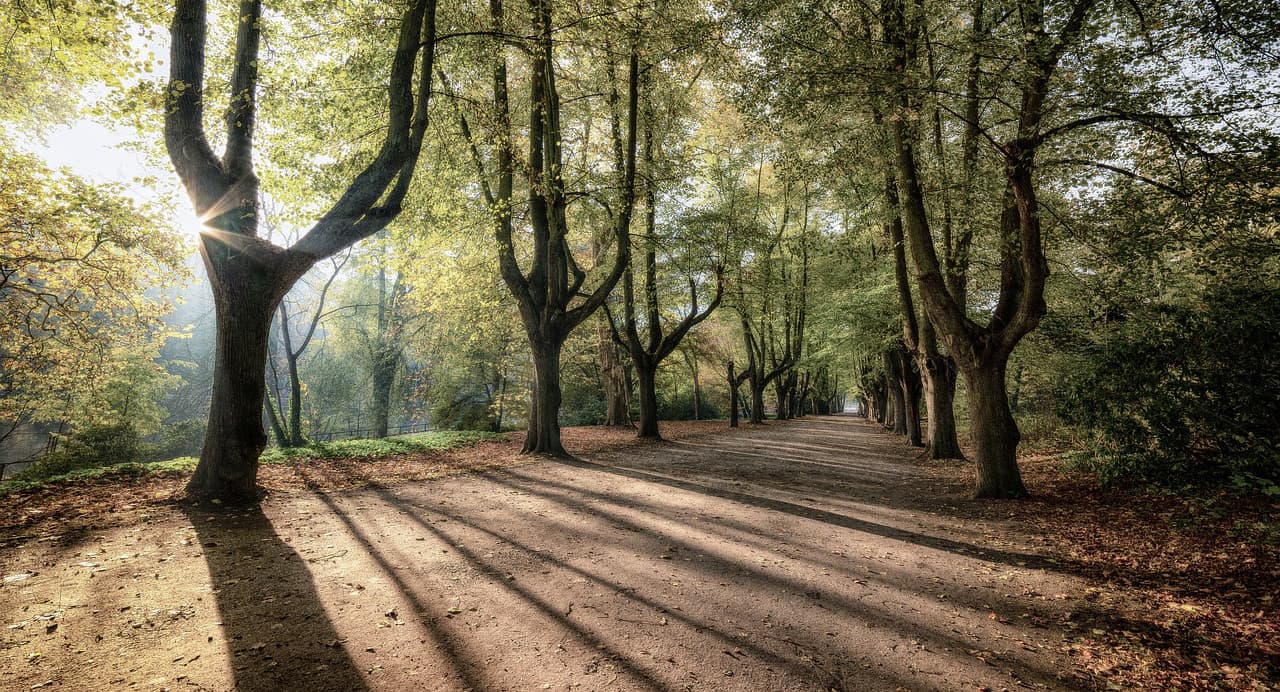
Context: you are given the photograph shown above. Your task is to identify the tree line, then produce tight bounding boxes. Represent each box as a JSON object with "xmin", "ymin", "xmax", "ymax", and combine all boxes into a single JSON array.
[{"xmin": 1, "ymin": 0, "xmax": 1276, "ymax": 501}]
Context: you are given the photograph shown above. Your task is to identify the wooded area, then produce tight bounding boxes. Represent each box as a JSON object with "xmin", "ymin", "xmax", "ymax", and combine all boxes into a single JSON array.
[{"xmin": 1, "ymin": 0, "xmax": 1277, "ymax": 688}]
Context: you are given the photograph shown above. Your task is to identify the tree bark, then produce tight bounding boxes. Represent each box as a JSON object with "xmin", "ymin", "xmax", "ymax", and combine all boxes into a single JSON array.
[
  {"xmin": 189, "ymin": 261, "xmax": 288, "ymax": 502},
  {"xmin": 921, "ymin": 353, "xmax": 964, "ymax": 458},
  {"xmin": 371, "ymin": 351, "xmax": 396, "ymax": 438},
  {"xmin": 963, "ymin": 361, "xmax": 1027, "ymax": 498},
  {"xmin": 264, "ymin": 391, "xmax": 287, "ymax": 447},
  {"xmin": 899, "ymin": 350, "xmax": 924, "ymax": 447},
  {"xmin": 524, "ymin": 338, "xmax": 565, "ymax": 455},
  {"xmin": 598, "ymin": 317, "xmax": 631, "ymax": 426},
  {"xmin": 285, "ymin": 352, "xmax": 304, "ymax": 447},
  {"xmin": 635, "ymin": 361, "xmax": 660, "ymax": 438},
  {"xmin": 727, "ymin": 360, "xmax": 746, "ymax": 428},
  {"xmin": 749, "ymin": 370, "xmax": 766, "ymax": 424}
]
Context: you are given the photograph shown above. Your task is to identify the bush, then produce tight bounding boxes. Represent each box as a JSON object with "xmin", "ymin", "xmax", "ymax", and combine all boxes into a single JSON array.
[
  {"xmin": 431, "ymin": 395, "xmax": 496, "ymax": 431},
  {"xmin": 657, "ymin": 390, "xmax": 721, "ymax": 421},
  {"xmin": 1058, "ymin": 281, "xmax": 1280, "ymax": 491},
  {"xmin": 19, "ymin": 422, "xmax": 142, "ymax": 480},
  {"xmin": 146, "ymin": 419, "xmax": 206, "ymax": 460},
  {"xmin": 259, "ymin": 430, "xmax": 500, "ymax": 464}
]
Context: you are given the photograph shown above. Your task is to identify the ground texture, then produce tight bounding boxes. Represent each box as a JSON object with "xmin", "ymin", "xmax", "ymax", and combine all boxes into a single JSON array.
[{"xmin": 1, "ymin": 416, "xmax": 1275, "ymax": 691}]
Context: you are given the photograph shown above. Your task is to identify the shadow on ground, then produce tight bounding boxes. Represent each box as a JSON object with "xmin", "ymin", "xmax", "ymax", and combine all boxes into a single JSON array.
[{"xmin": 186, "ymin": 503, "xmax": 369, "ymax": 691}]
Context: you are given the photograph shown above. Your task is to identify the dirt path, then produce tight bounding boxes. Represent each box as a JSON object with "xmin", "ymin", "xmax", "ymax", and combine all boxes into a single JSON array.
[{"xmin": 2, "ymin": 416, "xmax": 1098, "ymax": 691}]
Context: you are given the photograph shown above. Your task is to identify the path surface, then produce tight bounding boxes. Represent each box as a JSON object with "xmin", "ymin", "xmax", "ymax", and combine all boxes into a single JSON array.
[{"xmin": 2, "ymin": 416, "xmax": 1092, "ymax": 691}]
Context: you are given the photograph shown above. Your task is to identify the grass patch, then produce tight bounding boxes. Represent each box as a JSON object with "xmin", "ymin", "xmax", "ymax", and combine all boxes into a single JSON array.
[
  {"xmin": 0, "ymin": 431, "xmax": 505, "ymax": 496},
  {"xmin": 259, "ymin": 430, "xmax": 503, "ymax": 464},
  {"xmin": 0, "ymin": 457, "xmax": 198, "ymax": 495}
]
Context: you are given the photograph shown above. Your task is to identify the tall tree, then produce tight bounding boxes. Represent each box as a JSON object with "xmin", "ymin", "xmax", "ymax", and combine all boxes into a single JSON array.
[
  {"xmin": 165, "ymin": 0, "xmax": 438, "ymax": 500},
  {"xmin": 882, "ymin": 0, "xmax": 1096, "ymax": 496},
  {"xmin": 607, "ymin": 70, "xmax": 724, "ymax": 439},
  {"xmin": 457, "ymin": 0, "xmax": 638, "ymax": 455}
]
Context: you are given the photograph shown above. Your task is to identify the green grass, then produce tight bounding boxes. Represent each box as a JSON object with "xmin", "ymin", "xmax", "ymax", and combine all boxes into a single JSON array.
[
  {"xmin": 0, "ymin": 456, "xmax": 199, "ymax": 495},
  {"xmin": 258, "ymin": 430, "xmax": 503, "ymax": 464},
  {"xmin": 0, "ymin": 430, "xmax": 505, "ymax": 496}
]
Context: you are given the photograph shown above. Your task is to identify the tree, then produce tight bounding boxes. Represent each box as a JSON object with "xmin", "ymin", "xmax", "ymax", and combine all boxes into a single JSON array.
[
  {"xmin": 606, "ymin": 67, "xmax": 724, "ymax": 439},
  {"xmin": 165, "ymin": 0, "xmax": 439, "ymax": 500},
  {"xmin": 730, "ymin": 172, "xmax": 809, "ymax": 425},
  {"xmin": 455, "ymin": 0, "xmax": 638, "ymax": 455},
  {"xmin": 881, "ymin": 0, "xmax": 1097, "ymax": 496},
  {"xmin": 265, "ymin": 252, "xmax": 349, "ymax": 447},
  {"xmin": 0, "ymin": 150, "xmax": 186, "ymax": 443}
]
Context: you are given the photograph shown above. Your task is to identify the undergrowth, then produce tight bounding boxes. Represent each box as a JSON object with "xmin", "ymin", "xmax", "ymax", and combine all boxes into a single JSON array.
[{"xmin": 1, "ymin": 431, "xmax": 503, "ymax": 496}]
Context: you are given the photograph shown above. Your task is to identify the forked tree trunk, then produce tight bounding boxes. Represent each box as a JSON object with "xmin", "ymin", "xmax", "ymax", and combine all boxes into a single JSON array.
[
  {"xmin": 524, "ymin": 339, "xmax": 566, "ymax": 455},
  {"xmin": 168, "ymin": 0, "xmax": 437, "ymax": 501},
  {"xmin": 728, "ymin": 362, "xmax": 743, "ymax": 428},
  {"xmin": 963, "ymin": 361, "xmax": 1026, "ymax": 498},
  {"xmin": 635, "ymin": 362, "xmax": 660, "ymax": 438},
  {"xmin": 921, "ymin": 354, "xmax": 964, "ymax": 459}
]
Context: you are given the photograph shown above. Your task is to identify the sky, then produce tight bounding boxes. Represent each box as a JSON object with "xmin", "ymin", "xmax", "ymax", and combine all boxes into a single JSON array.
[{"xmin": 33, "ymin": 118, "xmax": 204, "ymax": 240}]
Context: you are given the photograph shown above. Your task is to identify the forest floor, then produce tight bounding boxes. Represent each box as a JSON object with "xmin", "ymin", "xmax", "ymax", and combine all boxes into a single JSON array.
[{"xmin": 0, "ymin": 416, "xmax": 1275, "ymax": 691}]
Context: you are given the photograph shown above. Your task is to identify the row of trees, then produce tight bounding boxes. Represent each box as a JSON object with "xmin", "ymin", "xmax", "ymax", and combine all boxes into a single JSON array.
[{"xmin": 3, "ymin": 0, "xmax": 1275, "ymax": 500}]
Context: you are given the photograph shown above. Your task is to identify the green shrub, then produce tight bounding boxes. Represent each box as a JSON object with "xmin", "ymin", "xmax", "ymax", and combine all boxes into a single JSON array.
[
  {"xmin": 0, "ymin": 456, "xmax": 198, "ymax": 496},
  {"xmin": 1057, "ymin": 281, "xmax": 1280, "ymax": 490},
  {"xmin": 657, "ymin": 390, "xmax": 721, "ymax": 421},
  {"xmin": 19, "ymin": 422, "xmax": 142, "ymax": 480},
  {"xmin": 146, "ymin": 419, "xmax": 206, "ymax": 460},
  {"xmin": 259, "ymin": 430, "xmax": 501, "ymax": 464}
]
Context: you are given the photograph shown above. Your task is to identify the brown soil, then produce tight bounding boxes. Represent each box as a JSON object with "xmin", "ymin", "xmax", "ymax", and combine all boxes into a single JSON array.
[{"xmin": 0, "ymin": 416, "xmax": 1274, "ymax": 691}]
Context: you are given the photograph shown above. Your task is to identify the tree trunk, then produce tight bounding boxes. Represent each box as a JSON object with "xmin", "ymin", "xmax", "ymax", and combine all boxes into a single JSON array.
[
  {"xmin": 492, "ymin": 373, "xmax": 507, "ymax": 433},
  {"xmin": 371, "ymin": 348, "xmax": 396, "ymax": 438},
  {"xmin": 883, "ymin": 353, "xmax": 904, "ymax": 434},
  {"xmin": 265, "ymin": 392, "xmax": 287, "ymax": 447},
  {"xmin": 188, "ymin": 277, "xmax": 281, "ymax": 502},
  {"xmin": 635, "ymin": 361, "xmax": 660, "ymax": 439},
  {"xmin": 890, "ymin": 382, "xmax": 906, "ymax": 435},
  {"xmin": 749, "ymin": 374, "xmax": 766, "ymax": 424},
  {"xmin": 963, "ymin": 361, "xmax": 1027, "ymax": 498},
  {"xmin": 286, "ymin": 353, "xmax": 305, "ymax": 447},
  {"xmin": 900, "ymin": 352, "xmax": 924, "ymax": 447},
  {"xmin": 688, "ymin": 355, "xmax": 702, "ymax": 420},
  {"xmin": 524, "ymin": 339, "xmax": 566, "ymax": 455},
  {"xmin": 727, "ymin": 362, "xmax": 740, "ymax": 428},
  {"xmin": 597, "ymin": 317, "xmax": 631, "ymax": 426},
  {"xmin": 921, "ymin": 354, "xmax": 964, "ymax": 459}
]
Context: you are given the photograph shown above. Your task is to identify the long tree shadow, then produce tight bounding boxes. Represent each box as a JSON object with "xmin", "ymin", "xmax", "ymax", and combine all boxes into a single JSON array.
[
  {"xmin": 314, "ymin": 487, "xmax": 679, "ymax": 691},
  {"xmin": 185, "ymin": 503, "xmax": 368, "ymax": 692},
  {"xmin": 308, "ymin": 491, "xmax": 504, "ymax": 691},
  {"xmin": 362, "ymin": 486, "xmax": 922, "ymax": 691},
  {"xmin": 551, "ymin": 455, "xmax": 1072, "ymax": 572},
  {"xmin": 451, "ymin": 473, "xmax": 1074, "ymax": 690}
]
